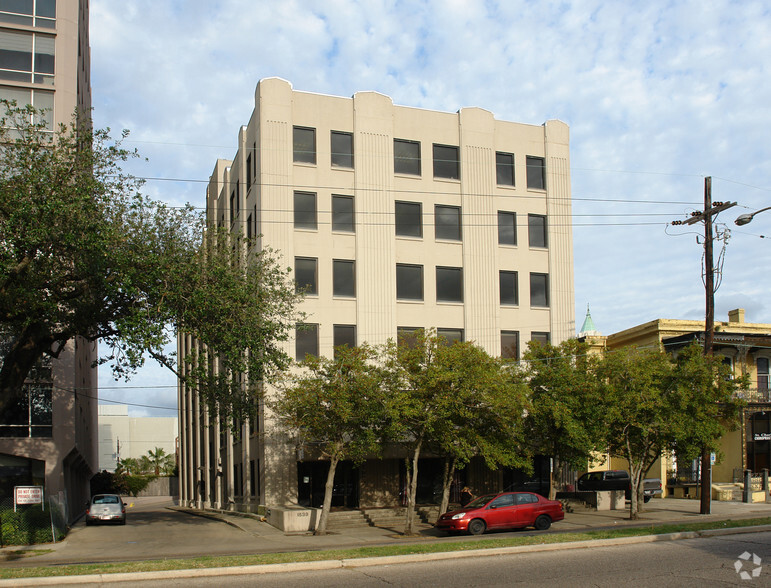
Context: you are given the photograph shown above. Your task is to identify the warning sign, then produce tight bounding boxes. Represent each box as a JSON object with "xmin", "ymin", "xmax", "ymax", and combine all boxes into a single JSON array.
[{"xmin": 15, "ymin": 486, "xmax": 44, "ymax": 505}]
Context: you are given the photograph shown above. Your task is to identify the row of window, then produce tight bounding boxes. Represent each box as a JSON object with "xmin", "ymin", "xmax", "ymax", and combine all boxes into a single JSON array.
[
  {"xmin": 294, "ymin": 192, "xmax": 548, "ymax": 248},
  {"xmin": 0, "ymin": 0, "xmax": 55, "ymax": 28},
  {"xmin": 0, "ymin": 85, "xmax": 53, "ymax": 129},
  {"xmin": 294, "ymin": 256, "xmax": 549, "ymax": 307},
  {"xmin": 0, "ymin": 29, "xmax": 55, "ymax": 86},
  {"xmin": 293, "ymin": 126, "xmax": 546, "ymax": 189},
  {"xmin": 295, "ymin": 324, "xmax": 548, "ymax": 362}
]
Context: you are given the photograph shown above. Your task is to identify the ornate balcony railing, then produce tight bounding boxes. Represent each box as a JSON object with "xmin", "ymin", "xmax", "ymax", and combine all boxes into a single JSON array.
[{"xmin": 733, "ymin": 387, "xmax": 771, "ymax": 403}]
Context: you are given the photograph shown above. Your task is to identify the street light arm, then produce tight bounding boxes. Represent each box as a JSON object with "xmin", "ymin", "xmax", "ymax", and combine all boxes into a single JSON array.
[{"xmin": 735, "ymin": 206, "xmax": 771, "ymax": 226}]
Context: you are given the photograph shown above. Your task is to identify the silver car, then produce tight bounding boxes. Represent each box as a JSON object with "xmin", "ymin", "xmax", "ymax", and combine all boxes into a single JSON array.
[{"xmin": 86, "ymin": 494, "xmax": 126, "ymax": 525}]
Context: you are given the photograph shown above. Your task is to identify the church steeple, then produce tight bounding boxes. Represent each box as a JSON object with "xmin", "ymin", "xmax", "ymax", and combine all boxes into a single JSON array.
[{"xmin": 579, "ymin": 304, "xmax": 600, "ymax": 337}]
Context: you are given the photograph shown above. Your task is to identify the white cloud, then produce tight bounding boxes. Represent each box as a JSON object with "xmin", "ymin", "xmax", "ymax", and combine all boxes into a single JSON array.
[{"xmin": 91, "ymin": 0, "xmax": 771, "ymax": 414}]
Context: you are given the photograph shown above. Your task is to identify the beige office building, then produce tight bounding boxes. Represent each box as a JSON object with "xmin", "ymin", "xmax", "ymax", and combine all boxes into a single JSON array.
[
  {"xmin": 179, "ymin": 78, "xmax": 574, "ymax": 515},
  {"xmin": 0, "ymin": 0, "xmax": 94, "ymax": 523}
]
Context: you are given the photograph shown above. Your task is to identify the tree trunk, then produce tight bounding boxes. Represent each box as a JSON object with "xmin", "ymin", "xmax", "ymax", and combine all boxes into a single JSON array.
[
  {"xmin": 404, "ymin": 437, "xmax": 423, "ymax": 535},
  {"xmin": 315, "ymin": 454, "xmax": 340, "ymax": 535},
  {"xmin": 0, "ymin": 323, "xmax": 56, "ymax": 416},
  {"xmin": 628, "ymin": 463, "xmax": 643, "ymax": 520},
  {"xmin": 439, "ymin": 456, "xmax": 456, "ymax": 515}
]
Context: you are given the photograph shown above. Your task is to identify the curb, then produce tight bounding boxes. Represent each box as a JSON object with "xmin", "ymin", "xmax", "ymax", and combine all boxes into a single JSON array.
[{"xmin": 3, "ymin": 524, "xmax": 771, "ymax": 586}]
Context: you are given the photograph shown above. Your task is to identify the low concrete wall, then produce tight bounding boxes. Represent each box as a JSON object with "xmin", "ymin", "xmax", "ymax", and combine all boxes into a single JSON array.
[
  {"xmin": 265, "ymin": 505, "xmax": 319, "ymax": 532},
  {"xmin": 137, "ymin": 476, "xmax": 179, "ymax": 497}
]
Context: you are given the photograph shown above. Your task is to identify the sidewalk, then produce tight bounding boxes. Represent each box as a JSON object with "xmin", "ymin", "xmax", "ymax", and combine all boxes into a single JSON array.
[
  {"xmin": 1, "ymin": 497, "xmax": 770, "ymax": 586},
  {"xmin": 181, "ymin": 497, "xmax": 771, "ymax": 551}
]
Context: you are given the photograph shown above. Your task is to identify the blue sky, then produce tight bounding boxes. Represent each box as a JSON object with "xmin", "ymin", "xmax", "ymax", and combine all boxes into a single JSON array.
[{"xmin": 90, "ymin": 0, "xmax": 771, "ymax": 416}]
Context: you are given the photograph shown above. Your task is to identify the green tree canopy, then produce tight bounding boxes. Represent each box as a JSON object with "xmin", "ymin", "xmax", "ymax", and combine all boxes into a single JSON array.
[
  {"xmin": 522, "ymin": 339, "xmax": 606, "ymax": 499},
  {"xmin": 0, "ymin": 103, "xmax": 300, "ymax": 419},
  {"xmin": 272, "ymin": 344, "xmax": 387, "ymax": 535}
]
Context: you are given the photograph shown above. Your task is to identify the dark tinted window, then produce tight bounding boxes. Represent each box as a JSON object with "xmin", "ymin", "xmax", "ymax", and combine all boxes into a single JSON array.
[
  {"xmin": 293, "ymin": 126, "xmax": 316, "ymax": 164},
  {"xmin": 394, "ymin": 139, "xmax": 421, "ymax": 175},
  {"xmin": 501, "ymin": 331, "xmax": 519, "ymax": 360},
  {"xmin": 435, "ymin": 205, "xmax": 461, "ymax": 241},
  {"xmin": 526, "ymin": 155, "xmax": 545, "ymax": 189},
  {"xmin": 530, "ymin": 273, "xmax": 549, "ymax": 307},
  {"xmin": 333, "ymin": 325, "xmax": 356, "ymax": 357},
  {"xmin": 531, "ymin": 332, "xmax": 550, "ymax": 345},
  {"xmin": 437, "ymin": 328, "xmax": 463, "ymax": 345},
  {"xmin": 528, "ymin": 214, "xmax": 547, "ymax": 248},
  {"xmin": 294, "ymin": 192, "xmax": 317, "ymax": 229},
  {"xmin": 331, "ymin": 131, "xmax": 353, "ymax": 168},
  {"xmin": 295, "ymin": 324, "xmax": 318, "ymax": 360},
  {"xmin": 396, "ymin": 264, "xmax": 423, "ymax": 300},
  {"xmin": 395, "ymin": 201, "xmax": 422, "ymax": 237},
  {"xmin": 294, "ymin": 257, "xmax": 317, "ymax": 295},
  {"xmin": 436, "ymin": 266, "xmax": 463, "ymax": 302},
  {"xmin": 332, "ymin": 195, "xmax": 354, "ymax": 232},
  {"xmin": 498, "ymin": 211, "xmax": 517, "ymax": 245},
  {"xmin": 496, "ymin": 152, "xmax": 515, "ymax": 186},
  {"xmin": 433, "ymin": 144, "xmax": 459, "ymax": 180},
  {"xmin": 333, "ymin": 259, "xmax": 355, "ymax": 297},
  {"xmin": 500, "ymin": 271, "xmax": 518, "ymax": 305}
]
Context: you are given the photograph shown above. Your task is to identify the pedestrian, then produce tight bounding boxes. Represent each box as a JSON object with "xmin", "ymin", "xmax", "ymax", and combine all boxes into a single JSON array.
[{"xmin": 460, "ymin": 486, "xmax": 473, "ymax": 507}]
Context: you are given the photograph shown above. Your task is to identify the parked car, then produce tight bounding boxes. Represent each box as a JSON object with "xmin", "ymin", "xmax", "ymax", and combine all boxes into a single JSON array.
[
  {"xmin": 86, "ymin": 494, "xmax": 126, "ymax": 525},
  {"xmin": 576, "ymin": 470, "xmax": 663, "ymax": 502},
  {"xmin": 436, "ymin": 491, "xmax": 564, "ymax": 536}
]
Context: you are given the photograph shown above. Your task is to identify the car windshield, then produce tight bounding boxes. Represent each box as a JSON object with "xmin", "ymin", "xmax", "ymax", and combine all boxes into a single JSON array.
[{"xmin": 465, "ymin": 494, "xmax": 497, "ymax": 509}]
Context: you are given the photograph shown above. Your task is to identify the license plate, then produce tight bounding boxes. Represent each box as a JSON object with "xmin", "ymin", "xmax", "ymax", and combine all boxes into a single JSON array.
[{"xmin": 100, "ymin": 515, "xmax": 112, "ymax": 520}]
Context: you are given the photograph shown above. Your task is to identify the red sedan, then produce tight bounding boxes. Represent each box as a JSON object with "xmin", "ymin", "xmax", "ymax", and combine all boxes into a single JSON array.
[{"xmin": 436, "ymin": 492, "xmax": 564, "ymax": 535}]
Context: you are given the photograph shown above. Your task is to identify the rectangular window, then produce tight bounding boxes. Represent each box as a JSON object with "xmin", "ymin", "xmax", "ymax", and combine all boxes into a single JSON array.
[
  {"xmin": 526, "ymin": 155, "xmax": 545, "ymax": 190},
  {"xmin": 528, "ymin": 214, "xmax": 547, "ymax": 248},
  {"xmin": 394, "ymin": 139, "xmax": 421, "ymax": 175},
  {"xmin": 436, "ymin": 266, "xmax": 463, "ymax": 303},
  {"xmin": 531, "ymin": 332, "xmax": 550, "ymax": 345},
  {"xmin": 501, "ymin": 331, "xmax": 519, "ymax": 360},
  {"xmin": 435, "ymin": 205, "xmax": 461, "ymax": 241},
  {"xmin": 295, "ymin": 323, "xmax": 319, "ymax": 360},
  {"xmin": 437, "ymin": 328, "xmax": 463, "ymax": 345},
  {"xmin": 0, "ymin": 86, "xmax": 53, "ymax": 130},
  {"xmin": 0, "ymin": 0, "xmax": 55, "ymax": 27},
  {"xmin": 250, "ymin": 460, "xmax": 256, "ymax": 496},
  {"xmin": 498, "ymin": 211, "xmax": 517, "ymax": 245},
  {"xmin": 229, "ymin": 189, "xmax": 236, "ymax": 225},
  {"xmin": 433, "ymin": 144, "xmax": 460, "ymax": 180},
  {"xmin": 246, "ymin": 213, "xmax": 253, "ymax": 240},
  {"xmin": 496, "ymin": 152, "xmax": 515, "ymax": 186},
  {"xmin": 246, "ymin": 153, "xmax": 252, "ymax": 187},
  {"xmin": 333, "ymin": 259, "xmax": 355, "ymax": 297},
  {"xmin": 331, "ymin": 131, "xmax": 353, "ymax": 168},
  {"xmin": 397, "ymin": 326, "xmax": 422, "ymax": 348},
  {"xmin": 530, "ymin": 273, "xmax": 549, "ymax": 307},
  {"xmin": 294, "ymin": 257, "xmax": 318, "ymax": 295},
  {"xmin": 294, "ymin": 191, "xmax": 317, "ymax": 229},
  {"xmin": 333, "ymin": 325, "xmax": 356, "ymax": 357},
  {"xmin": 395, "ymin": 201, "xmax": 422, "ymax": 238},
  {"xmin": 396, "ymin": 264, "xmax": 423, "ymax": 301},
  {"xmin": 0, "ymin": 382, "xmax": 52, "ymax": 438},
  {"xmin": 499, "ymin": 271, "xmax": 519, "ymax": 305},
  {"xmin": 758, "ymin": 358, "xmax": 769, "ymax": 391},
  {"xmin": 293, "ymin": 126, "xmax": 316, "ymax": 164},
  {"xmin": 332, "ymin": 195, "xmax": 355, "ymax": 232}
]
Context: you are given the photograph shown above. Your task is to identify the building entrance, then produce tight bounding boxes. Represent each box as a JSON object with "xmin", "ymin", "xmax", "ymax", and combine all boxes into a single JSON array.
[
  {"xmin": 297, "ymin": 461, "xmax": 359, "ymax": 508},
  {"xmin": 747, "ymin": 411, "xmax": 770, "ymax": 472}
]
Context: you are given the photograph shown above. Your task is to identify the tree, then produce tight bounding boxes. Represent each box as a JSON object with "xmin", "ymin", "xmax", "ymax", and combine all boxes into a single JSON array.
[
  {"xmin": 522, "ymin": 339, "xmax": 605, "ymax": 499},
  {"xmin": 145, "ymin": 447, "xmax": 175, "ymax": 476},
  {"xmin": 272, "ymin": 344, "xmax": 387, "ymax": 535},
  {"xmin": 598, "ymin": 343, "xmax": 744, "ymax": 519},
  {"xmin": 0, "ymin": 102, "xmax": 301, "ymax": 420},
  {"xmin": 382, "ymin": 330, "xmax": 529, "ymax": 535},
  {"xmin": 432, "ymin": 342, "xmax": 531, "ymax": 515}
]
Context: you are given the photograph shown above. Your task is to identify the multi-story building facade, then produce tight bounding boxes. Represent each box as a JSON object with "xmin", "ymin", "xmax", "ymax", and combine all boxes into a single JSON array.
[
  {"xmin": 0, "ymin": 0, "xmax": 94, "ymax": 523},
  {"xmin": 179, "ymin": 78, "xmax": 574, "ymax": 515},
  {"xmin": 98, "ymin": 405, "xmax": 178, "ymax": 473},
  {"xmin": 582, "ymin": 308, "xmax": 771, "ymax": 495}
]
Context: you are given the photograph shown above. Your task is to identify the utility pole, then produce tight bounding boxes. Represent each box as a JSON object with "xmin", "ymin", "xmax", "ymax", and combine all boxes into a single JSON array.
[{"xmin": 673, "ymin": 177, "xmax": 736, "ymax": 515}]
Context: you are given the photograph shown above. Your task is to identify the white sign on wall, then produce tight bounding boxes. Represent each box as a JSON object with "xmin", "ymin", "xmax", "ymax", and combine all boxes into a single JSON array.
[{"xmin": 14, "ymin": 485, "xmax": 44, "ymax": 511}]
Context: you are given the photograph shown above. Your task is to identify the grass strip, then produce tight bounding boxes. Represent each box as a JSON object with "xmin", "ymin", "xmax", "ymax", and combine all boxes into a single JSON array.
[{"xmin": 2, "ymin": 516, "xmax": 770, "ymax": 580}]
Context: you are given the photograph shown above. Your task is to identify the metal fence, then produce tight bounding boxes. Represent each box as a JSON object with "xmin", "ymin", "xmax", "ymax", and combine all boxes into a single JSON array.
[{"xmin": 0, "ymin": 492, "xmax": 67, "ymax": 547}]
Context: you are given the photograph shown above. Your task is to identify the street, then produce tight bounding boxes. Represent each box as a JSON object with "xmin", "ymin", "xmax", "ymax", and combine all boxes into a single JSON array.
[{"xmin": 78, "ymin": 530, "xmax": 771, "ymax": 587}]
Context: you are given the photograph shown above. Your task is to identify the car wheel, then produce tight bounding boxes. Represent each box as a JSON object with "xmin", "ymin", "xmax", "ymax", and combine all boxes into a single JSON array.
[
  {"xmin": 468, "ymin": 519, "xmax": 486, "ymax": 536},
  {"xmin": 534, "ymin": 515, "xmax": 552, "ymax": 531}
]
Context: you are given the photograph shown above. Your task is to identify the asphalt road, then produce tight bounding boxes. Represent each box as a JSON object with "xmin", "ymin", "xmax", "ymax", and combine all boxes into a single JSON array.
[{"xmin": 74, "ymin": 530, "xmax": 771, "ymax": 587}]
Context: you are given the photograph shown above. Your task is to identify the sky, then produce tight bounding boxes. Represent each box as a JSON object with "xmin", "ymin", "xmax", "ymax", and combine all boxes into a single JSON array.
[{"xmin": 90, "ymin": 0, "xmax": 771, "ymax": 417}]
